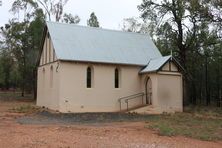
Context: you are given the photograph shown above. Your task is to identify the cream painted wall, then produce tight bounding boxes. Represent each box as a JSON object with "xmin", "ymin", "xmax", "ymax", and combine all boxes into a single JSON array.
[
  {"xmin": 171, "ymin": 62, "xmax": 179, "ymax": 71},
  {"xmin": 37, "ymin": 60, "xmax": 183, "ymax": 113},
  {"xmin": 40, "ymin": 32, "xmax": 57, "ymax": 66},
  {"xmin": 162, "ymin": 61, "xmax": 178, "ymax": 71},
  {"xmin": 140, "ymin": 61, "xmax": 183, "ymax": 113},
  {"xmin": 37, "ymin": 61, "xmax": 60, "ymax": 110},
  {"xmin": 58, "ymin": 61, "xmax": 143, "ymax": 112},
  {"xmin": 156, "ymin": 72, "xmax": 183, "ymax": 112}
]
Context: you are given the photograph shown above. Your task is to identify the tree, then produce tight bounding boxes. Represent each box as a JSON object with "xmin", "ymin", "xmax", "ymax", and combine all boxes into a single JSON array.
[
  {"xmin": 62, "ymin": 13, "xmax": 80, "ymax": 24},
  {"xmin": 0, "ymin": 50, "xmax": 14, "ymax": 89},
  {"xmin": 35, "ymin": 0, "xmax": 68, "ymax": 21},
  {"xmin": 121, "ymin": 17, "xmax": 142, "ymax": 32},
  {"xmin": 11, "ymin": 0, "xmax": 80, "ymax": 23},
  {"xmin": 1, "ymin": 1, "xmax": 45, "ymax": 97},
  {"xmin": 3, "ymin": 0, "xmax": 79, "ymax": 98},
  {"xmin": 26, "ymin": 8, "xmax": 45, "ymax": 98},
  {"xmin": 87, "ymin": 12, "xmax": 100, "ymax": 27},
  {"xmin": 138, "ymin": 0, "xmax": 222, "ymax": 105},
  {"xmin": 120, "ymin": 17, "xmax": 155, "ymax": 37}
]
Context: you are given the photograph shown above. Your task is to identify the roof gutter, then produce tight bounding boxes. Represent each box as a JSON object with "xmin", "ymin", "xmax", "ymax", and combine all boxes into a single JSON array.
[{"xmin": 59, "ymin": 59, "xmax": 146, "ymax": 67}]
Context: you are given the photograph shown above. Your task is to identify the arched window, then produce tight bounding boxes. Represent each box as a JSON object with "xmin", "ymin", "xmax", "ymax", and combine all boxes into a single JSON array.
[
  {"xmin": 45, "ymin": 38, "xmax": 47, "ymax": 63},
  {"xmin": 50, "ymin": 66, "xmax": 53, "ymax": 88},
  {"xmin": 115, "ymin": 68, "xmax": 119, "ymax": 88},
  {"xmin": 43, "ymin": 68, "xmax": 45, "ymax": 88},
  {"xmin": 87, "ymin": 67, "xmax": 92, "ymax": 88}
]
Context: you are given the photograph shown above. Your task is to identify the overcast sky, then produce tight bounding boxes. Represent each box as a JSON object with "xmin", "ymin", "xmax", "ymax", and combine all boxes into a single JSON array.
[{"xmin": 0, "ymin": 0, "xmax": 142, "ymax": 30}]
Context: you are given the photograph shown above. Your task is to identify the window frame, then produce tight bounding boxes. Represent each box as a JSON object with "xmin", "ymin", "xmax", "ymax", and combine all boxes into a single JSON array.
[
  {"xmin": 43, "ymin": 68, "xmax": 45, "ymax": 88},
  {"xmin": 114, "ymin": 68, "xmax": 120, "ymax": 88},
  {"xmin": 86, "ymin": 66, "xmax": 93, "ymax": 88},
  {"xmin": 50, "ymin": 66, "xmax": 53, "ymax": 88}
]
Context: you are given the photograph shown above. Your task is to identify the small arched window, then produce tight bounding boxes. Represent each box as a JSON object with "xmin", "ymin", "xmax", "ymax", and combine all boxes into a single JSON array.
[
  {"xmin": 43, "ymin": 68, "xmax": 45, "ymax": 88},
  {"xmin": 87, "ymin": 67, "xmax": 92, "ymax": 88},
  {"xmin": 50, "ymin": 66, "xmax": 53, "ymax": 88},
  {"xmin": 115, "ymin": 68, "xmax": 119, "ymax": 88}
]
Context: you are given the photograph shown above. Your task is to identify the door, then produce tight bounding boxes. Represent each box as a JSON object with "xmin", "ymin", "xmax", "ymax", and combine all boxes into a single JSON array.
[{"xmin": 145, "ymin": 77, "xmax": 152, "ymax": 105}]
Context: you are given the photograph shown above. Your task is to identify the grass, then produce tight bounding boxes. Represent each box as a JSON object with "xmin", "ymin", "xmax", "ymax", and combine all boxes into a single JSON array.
[
  {"xmin": 11, "ymin": 104, "xmax": 39, "ymax": 113},
  {"xmin": 0, "ymin": 91, "xmax": 34, "ymax": 101},
  {"xmin": 145, "ymin": 106, "xmax": 222, "ymax": 141},
  {"xmin": 0, "ymin": 91, "xmax": 36, "ymax": 113}
]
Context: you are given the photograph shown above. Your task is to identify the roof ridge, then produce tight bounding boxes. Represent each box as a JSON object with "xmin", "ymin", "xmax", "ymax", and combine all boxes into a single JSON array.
[
  {"xmin": 150, "ymin": 55, "xmax": 171, "ymax": 61},
  {"xmin": 46, "ymin": 21, "xmax": 151, "ymax": 37}
]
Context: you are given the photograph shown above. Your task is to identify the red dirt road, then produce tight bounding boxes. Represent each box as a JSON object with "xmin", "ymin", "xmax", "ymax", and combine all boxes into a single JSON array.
[{"xmin": 0, "ymin": 101, "xmax": 222, "ymax": 148}]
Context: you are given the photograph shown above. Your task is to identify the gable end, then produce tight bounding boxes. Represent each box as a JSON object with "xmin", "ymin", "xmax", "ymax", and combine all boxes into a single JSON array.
[{"xmin": 37, "ymin": 26, "xmax": 57, "ymax": 67}]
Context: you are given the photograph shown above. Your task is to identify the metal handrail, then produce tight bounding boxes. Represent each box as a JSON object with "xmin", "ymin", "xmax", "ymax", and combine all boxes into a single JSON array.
[{"xmin": 118, "ymin": 92, "xmax": 145, "ymax": 111}]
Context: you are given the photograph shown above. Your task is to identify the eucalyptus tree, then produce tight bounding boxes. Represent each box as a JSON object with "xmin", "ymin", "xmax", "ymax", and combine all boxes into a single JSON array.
[
  {"xmin": 62, "ymin": 13, "xmax": 80, "ymax": 24},
  {"xmin": 87, "ymin": 12, "xmax": 100, "ymax": 27},
  {"xmin": 11, "ymin": 0, "xmax": 80, "ymax": 23},
  {"xmin": 0, "ymin": 0, "xmax": 45, "ymax": 96},
  {"xmin": 35, "ymin": 0, "xmax": 69, "ymax": 21}
]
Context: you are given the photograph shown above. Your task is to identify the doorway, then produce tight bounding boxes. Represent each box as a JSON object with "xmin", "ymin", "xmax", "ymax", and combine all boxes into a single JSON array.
[{"xmin": 145, "ymin": 77, "xmax": 152, "ymax": 105}]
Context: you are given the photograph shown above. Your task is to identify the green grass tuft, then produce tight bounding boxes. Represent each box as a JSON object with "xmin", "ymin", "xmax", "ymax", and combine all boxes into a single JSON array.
[
  {"xmin": 145, "ymin": 106, "xmax": 222, "ymax": 141},
  {"xmin": 11, "ymin": 104, "xmax": 38, "ymax": 113}
]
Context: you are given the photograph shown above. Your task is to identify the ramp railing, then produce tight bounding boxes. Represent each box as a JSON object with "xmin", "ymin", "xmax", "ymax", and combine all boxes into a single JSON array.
[{"xmin": 118, "ymin": 92, "xmax": 145, "ymax": 111}]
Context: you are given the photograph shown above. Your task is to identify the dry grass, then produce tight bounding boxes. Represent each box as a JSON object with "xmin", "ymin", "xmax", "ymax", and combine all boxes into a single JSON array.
[
  {"xmin": 0, "ymin": 91, "xmax": 36, "ymax": 113},
  {"xmin": 10, "ymin": 104, "xmax": 40, "ymax": 113},
  {"xmin": 145, "ymin": 106, "xmax": 222, "ymax": 141},
  {"xmin": 0, "ymin": 91, "xmax": 33, "ymax": 101}
]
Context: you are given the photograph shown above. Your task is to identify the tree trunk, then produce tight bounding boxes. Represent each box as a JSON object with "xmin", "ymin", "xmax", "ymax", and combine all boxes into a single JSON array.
[
  {"xmin": 21, "ymin": 55, "xmax": 26, "ymax": 97},
  {"xmin": 205, "ymin": 56, "xmax": 210, "ymax": 106},
  {"xmin": 192, "ymin": 81, "xmax": 197, "ymax": 105},
  {"xmin": 216, "ymin": 67, "xmax": 220, "ymax": 107}
]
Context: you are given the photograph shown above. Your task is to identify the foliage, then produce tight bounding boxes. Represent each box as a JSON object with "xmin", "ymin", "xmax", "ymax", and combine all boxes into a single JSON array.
[
  {"xmin": 11, "ymin": 0, "xmax": 80, "ymax": 23},
  {"xmin": 62, "ymin": 13, "xmax": 80, "ymax": 24},
  {"xmin": 0, "ymin": 7, "xmax": 45, "ymax": 96},
  {"xmin": 87, "ymin": 12, "xmax": 100, "ymax": 27},
  {"xmin": 0, "ymin": 50, "xmax": 15, "ymax": 89},
  {"xmin": 121, "ymin": 17, "xmax": 155, "ymax": 36}
]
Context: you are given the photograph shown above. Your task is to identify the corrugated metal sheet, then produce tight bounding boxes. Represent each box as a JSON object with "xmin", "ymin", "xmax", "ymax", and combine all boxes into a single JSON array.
[
  {"xmin": 140, "ymin": 56, "xmax": 171, "ymax": 73},
  {"xmin": 46, "ymin": 21, "xmax": 162, "ymax": 66}
]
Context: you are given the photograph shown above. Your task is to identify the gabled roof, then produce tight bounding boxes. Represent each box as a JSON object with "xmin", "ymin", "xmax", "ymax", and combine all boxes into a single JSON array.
[
  {"xmin": 46, "ymin": 21, "xmax": 162, "ymax": 66},
  {"xmin": 140, "ymin": 56, "xmax": 171, "ymax": 73},
  {"xmin": 140, "ymin": 55, "xmax": 184, "ymax": 73}
]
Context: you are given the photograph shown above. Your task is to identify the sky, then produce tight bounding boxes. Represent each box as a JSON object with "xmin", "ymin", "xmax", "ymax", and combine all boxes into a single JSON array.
[{"xmin": 0, "ymin": 0, "xmax": 142, "ymax": 30}]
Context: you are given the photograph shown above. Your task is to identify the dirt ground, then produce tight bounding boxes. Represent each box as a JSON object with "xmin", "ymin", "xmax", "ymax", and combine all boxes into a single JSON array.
[{"xmin": 0, "ymin": 100, "xmax": 222, "ymax": 148}]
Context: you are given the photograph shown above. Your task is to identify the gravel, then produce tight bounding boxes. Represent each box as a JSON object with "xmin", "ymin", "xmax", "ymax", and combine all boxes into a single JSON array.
[{"xmin": 17, "ymin": 111, "xmax": 154, "ymax": 125}]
